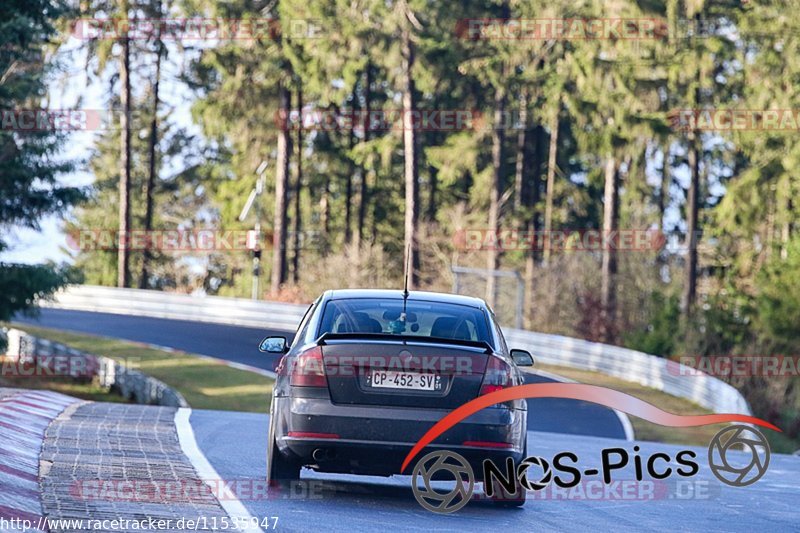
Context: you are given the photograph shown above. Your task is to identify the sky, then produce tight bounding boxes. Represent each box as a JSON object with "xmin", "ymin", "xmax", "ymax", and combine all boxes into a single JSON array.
[
  {"xmin": 2, "ymin": 38, "xmax": 97, "ymax": 265},
  {"xmin": 2, "ymin": 34, "xmax": 198, "ymax": 266}
]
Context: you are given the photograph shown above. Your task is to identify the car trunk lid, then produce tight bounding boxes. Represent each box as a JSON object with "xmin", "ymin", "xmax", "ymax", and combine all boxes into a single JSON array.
[{"xmin": 319, "ymin": 337, "xmax": 490, "ymax": 409}]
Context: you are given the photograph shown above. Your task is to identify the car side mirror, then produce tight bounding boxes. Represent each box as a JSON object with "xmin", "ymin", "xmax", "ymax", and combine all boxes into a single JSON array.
[
  {"xmin": 260, "ymin": 336, "xmax": 288, "ymax": 353},
  {"xmin": 510, "ymin": 349, "xmax": 534, "ymax": 367}
]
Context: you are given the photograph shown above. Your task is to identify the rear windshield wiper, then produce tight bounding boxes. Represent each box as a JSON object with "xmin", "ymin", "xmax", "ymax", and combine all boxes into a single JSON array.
[{"xmin": 316, "ymin": 332, "xmax": 493, "ymax": 353}]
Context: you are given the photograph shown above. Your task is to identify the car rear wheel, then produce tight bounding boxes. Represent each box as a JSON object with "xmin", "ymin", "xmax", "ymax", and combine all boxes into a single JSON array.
[
  {"xmin": 267, "ymin": 406, "xmax": 301, "ymax": 489},
  {"xmin": 488, "ymin": 469, "xmax": 526, "ymax": 507},
  {"xmin": 489, "ymin": 436, "xmax": 527, "ymax": 508},
  {"xmin": 490, "ymin": 482, "xmax": 526, "ymax": 507}
]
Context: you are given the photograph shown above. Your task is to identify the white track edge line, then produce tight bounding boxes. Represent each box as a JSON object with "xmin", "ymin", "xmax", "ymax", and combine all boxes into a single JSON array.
[
  {"xmin": 142, "ymin": 342, "xmax": 278, "ymax": 379},
  {"xmin": 174, "ymin": 408, "xmax": 265, "ymax": 533},
  {"xmin": 523, "ymin": 368, "xmax": 636, "ymax": 442}
]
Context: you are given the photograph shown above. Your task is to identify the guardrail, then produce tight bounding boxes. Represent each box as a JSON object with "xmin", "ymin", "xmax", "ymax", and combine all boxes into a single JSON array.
[
  {"xmin": 503, "ymin": 329, "xmax": 750, "ymax": 415},
  {"xmin": 3, "ymin": 327, "xmax": 188, "ymax": 408},
  {"xmin": 42, "ymin": 285, "xmax": 309, "ymax": 330},
  {"xmin": 41, "ymin": 285, "xmax": 750, "ymax": 415}
]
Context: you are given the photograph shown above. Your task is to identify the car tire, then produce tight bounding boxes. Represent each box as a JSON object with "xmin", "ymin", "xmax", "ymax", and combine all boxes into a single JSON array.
[
  {"xmin": 491, "ymin": 485, "xmax": 526, "ymax": 508},
  {"xmin": 488, "ymin": 469, "xmax": 527, "ymax": 507},
  {"xmin": 489, "ymin": 436, "xmax": 527, "ymax": 508},
  {"xmin": 267, "ymin": 403, "xmax": 301, "ymax": 490}
]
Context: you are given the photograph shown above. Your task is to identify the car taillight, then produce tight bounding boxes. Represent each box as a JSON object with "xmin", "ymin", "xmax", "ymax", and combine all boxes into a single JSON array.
[
  {"xmin": 479, "ymin": 355, "xmax": 513, "ymax": 396},
  {"xmin": 288, "ymin": 431, "xmax": 340, "ymax": 439},
  {"xmin": 290, "ymin": 346, "xmax": 327, "ymax": 387},
  {"xmin": 462, "ymin": 440, "xmax": 515, "ymax": 449}
]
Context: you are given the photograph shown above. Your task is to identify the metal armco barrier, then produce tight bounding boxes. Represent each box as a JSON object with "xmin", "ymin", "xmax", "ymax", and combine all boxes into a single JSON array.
[
  {"xmin": 502, "ymin": 329, "xmax": 751, "ymax": 415},
  {"xmin": 43, "ymin": 284, "xmax": 309, "ymax": 330},
  {"xmin": 4, "ymin": 327, "xmax": 188, "ymax": 408},
  {"xmin": 43, "ymin": 285, "xmax": 750, "ymax": 415}
]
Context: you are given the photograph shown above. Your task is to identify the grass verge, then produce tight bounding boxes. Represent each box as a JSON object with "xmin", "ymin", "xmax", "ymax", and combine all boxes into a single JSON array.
[{"xmin": 4, "ymin": 323, "xmax": 274, "ymax": 413}]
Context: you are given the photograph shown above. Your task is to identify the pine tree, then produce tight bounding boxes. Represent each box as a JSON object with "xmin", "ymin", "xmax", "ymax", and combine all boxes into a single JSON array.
[{"xmin": 0, "ymin": 0, "xmax": 84, "ymax": 324}]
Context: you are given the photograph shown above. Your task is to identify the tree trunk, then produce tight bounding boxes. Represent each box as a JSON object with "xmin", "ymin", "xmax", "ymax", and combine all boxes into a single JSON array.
[
  {"xmin": 370, "ymin": 174, "xmax": 379, "ymax": 244},
  {"xmin": 781, "ymin": 197, "xmax": 793, "ymax": 260},
  {"xmin": 485, "ymin": 79, "xmax": 506, "ymax": 308},
  {"xmin": 765, "ymin": 187, "xmax": 776, "ymax": 263},
  {"xmin": 682, "ymin": 27, "xmax": 703, "ymax": 319},
  {"xmin": 542, "ymin": 107, "xmax": 559, "ymax": 265},
  {"xmin": 681, "ymin": 132, "xmax": 700, "ymax": 316},
  {"xmin": 344, "ymin": 127, "xmax": 354, "ymax": 245},
  {"xmin": 292, "ymin": 86, "xmax": 303, "ymax": 283},
  {"xmin": 462, "ymin": 170, "xmax": 472, "ymax": 199},
  {"xmin": 401, "ymin": 19, "xmax": 419, "ymax": 288},
  {"xmin": 356, "ymin": 66, "xmax": 371, "ymax": 250},
  {"xmin": 140, "ymin": 32, "xmax": 163, "ymax": 290},
  {"xmin": 117, "ymin": 0, "xmax": 131, "ymax": 288},
  {"xmin": 320, "ymin": 181, "xmax": 329, "ymax": 241},
  {"xmin": 600, "ymin": 156, "xmax": 619, "ymax": 343},
  {"xmin": 271, "ymin": 84, "xmax": 291, "ymax": 293},
  {"xmin": 523, "ymin": 126, "xmax": 543, "ymax": 328},
  {"xmin": 485, "ymin": 1, "xmax": 510, "ymax": 307},
  {"xmin": 514, "ymin": 90, "xmax": 528, "ymax": 215},
  {"xmin": 659, "ymin": 143, "xmax": 670, "ymax": 231},
  {"xmin": 427, "ymin": 165, "xmax": 438, "ymax": 222}
]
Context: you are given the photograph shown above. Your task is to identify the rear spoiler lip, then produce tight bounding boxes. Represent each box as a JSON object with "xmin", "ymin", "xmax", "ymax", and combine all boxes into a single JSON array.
[{"xmin": 315, "ymin": 332, "xmax": 494, "ymax": 354}]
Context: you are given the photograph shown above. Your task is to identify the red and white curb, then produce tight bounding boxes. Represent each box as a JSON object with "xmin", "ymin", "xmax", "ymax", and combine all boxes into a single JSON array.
[{"xmin": 0, "ymin": 390, "xmax": 77, "ymax": 532}]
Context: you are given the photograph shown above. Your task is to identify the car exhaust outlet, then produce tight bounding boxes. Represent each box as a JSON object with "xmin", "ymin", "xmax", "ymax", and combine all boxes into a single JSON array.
[{"xmin": 313, "ymin": 448, "xmax": 332, "ymax": 462}]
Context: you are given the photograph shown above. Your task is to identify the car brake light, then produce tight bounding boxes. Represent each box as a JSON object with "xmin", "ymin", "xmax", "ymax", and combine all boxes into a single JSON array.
[
  {"xmin": 288, "ymin": 431, "xmax": 339, "ymax": 439},
  {"xmin": 290, "ymin": 346, "xmax": 327, "ymax": 387},
  {"xmin": 479, "ymin": 355, "xmax": 513, "ymax": 396},
  {"xmin": 462, "ymin": 440, "xmax": 514, "ymax": 449}
]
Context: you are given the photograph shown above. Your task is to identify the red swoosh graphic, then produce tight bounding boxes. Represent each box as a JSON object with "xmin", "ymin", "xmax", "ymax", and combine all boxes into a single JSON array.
[{"xmin": 400, "ymin": 383, "xmax": 780, "ymax": 473}]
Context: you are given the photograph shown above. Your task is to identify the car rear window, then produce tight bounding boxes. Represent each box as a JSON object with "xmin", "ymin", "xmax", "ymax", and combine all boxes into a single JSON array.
[{"xmin": 318, "ymin": 298, "xmax": 492, "ymax": 343}]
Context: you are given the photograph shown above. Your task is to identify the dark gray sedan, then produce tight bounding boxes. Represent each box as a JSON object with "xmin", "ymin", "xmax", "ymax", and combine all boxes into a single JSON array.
[{"xmin": 261, "ymin": 289, "xmax": 533, "ymax": 506}]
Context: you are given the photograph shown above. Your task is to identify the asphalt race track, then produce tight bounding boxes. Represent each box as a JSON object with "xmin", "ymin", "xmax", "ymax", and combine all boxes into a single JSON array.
[
  {"xmin": 11, "ymin": 309, "xmax": 800, "ymax": 533},
  {"xmin": 15, "ymin": 308, "xmax": 627, "ymax": 438},
  {"xmin": 15, "ymin": 308, "xmax": 287, "ymax": 372},
  {"xmin": 190, "ymin": 409, "xmax": 799, "ymax": 532}
]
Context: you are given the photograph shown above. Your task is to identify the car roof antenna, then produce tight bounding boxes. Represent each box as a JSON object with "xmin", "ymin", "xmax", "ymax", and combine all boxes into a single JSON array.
[
  {"xmin": 403, "ymin": 244, "xmax": 411, "ymax": 299},
  {"xmin": 401, "ymin": 245, "xmax": 411, "ymax": 337}
]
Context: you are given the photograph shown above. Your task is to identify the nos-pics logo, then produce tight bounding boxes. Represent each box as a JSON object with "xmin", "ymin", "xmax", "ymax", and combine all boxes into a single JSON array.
[{"xmin": 411, "ymin": 424, "xmax": 771, "ymax": 514}]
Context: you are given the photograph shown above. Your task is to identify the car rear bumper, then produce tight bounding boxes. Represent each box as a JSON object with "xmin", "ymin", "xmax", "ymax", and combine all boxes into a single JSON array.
[{"xmin": 272, "ymin": 395, "xmax": 527, "ymax": 477}]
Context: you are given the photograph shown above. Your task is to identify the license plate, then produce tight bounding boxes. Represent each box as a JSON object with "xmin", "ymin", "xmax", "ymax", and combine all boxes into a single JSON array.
[{"xmin": 369, "ymin": 370, "xmax": 440, "ymax": 391}]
